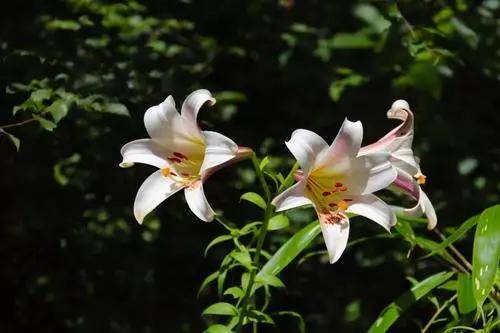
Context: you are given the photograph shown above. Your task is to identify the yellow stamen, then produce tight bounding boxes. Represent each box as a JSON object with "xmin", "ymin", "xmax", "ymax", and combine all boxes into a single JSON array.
[
  {"xmin": 337, "ymin": 200, "xmax": 349, "ymax": 211},
  {"xmin": 161, "ymin": 168, "xmax": 171, "ymax": 177},
  {"xmin": 414, "ymin": 172, "xmax": 426, "ymax": 185}
]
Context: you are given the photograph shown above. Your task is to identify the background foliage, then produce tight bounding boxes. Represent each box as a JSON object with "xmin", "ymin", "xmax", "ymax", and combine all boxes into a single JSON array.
[{"xmin": 1, "ymin": 0, "xmax": 499, "ymax": 332}]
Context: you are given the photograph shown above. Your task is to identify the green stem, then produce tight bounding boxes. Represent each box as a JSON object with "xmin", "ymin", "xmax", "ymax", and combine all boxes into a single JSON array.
[
  {"xmin": 214, "ymin": 215, "xmax": 233, "ymax": 232},
  {"xmin": 236, "ymin": 153, "xmax": 274, "ymax": 332}
]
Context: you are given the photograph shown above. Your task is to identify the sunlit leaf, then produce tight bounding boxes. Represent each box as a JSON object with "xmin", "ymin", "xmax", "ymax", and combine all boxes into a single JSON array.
[
  {"xmin": 230, "ymin": 249, "xmax": 252, "ymax": 269},
  {"xmin": 47, "ymin": 99, "xmax": 71, "ymax": 123},
  {"xmin": 224, "ymin": 286, "xmax": 243, "ymax": 299},
  {"xmin": 268, "ymin": 214, "xmax": 289, "ymax": 231},
  {"xmin": 202, "ymin": 302, "xmax": 239, "ymax": 316},
  {"xmin": 240, "ymin": 192, "xmax": 266, "ymax": 210},
  {"xmin": 33, "ymin": 114, "xmax": 57, "ymax": 131},
  {"xmin": 102, "ymin": 102, "xmax": 130, "ymax": 116},
  {"xmin": 472, "ymin": 205, "xmax": 500, "ymax": 306},
  {"xmin": 368, "ymin": 271, "xmax": 454, "ymax": 333},
  {"xmin": 256, "ymin": 272, "xmax": 285, "ymax": 288},
  {"xmin": 205, "ymin": 324, "xmax": 233, "ymax": 333}
]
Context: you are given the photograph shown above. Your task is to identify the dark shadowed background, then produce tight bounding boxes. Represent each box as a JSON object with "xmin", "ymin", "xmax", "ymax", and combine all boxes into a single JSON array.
[{"xmin": 1, "ymin": 0, "xmax": 499, "ymax": 332}]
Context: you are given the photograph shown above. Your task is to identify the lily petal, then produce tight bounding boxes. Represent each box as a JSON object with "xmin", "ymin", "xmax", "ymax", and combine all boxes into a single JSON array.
[
  {"xmin": 184, "ymin": 181, "xmax": 215, "ymax": 222},
  {"xmin": 406, "ymin": 188, "xmax": 437, "ymax": 230},
  {"xmin": 359, "ymin": 100, "xmax": 414, "ymax": 155},
  {"xmin": 347, "ymin": 194, "xmax": 396, "ymax": 231},
  {"xmin": 272, "ymin": 180, "xmax": 312, "ymax": 212},
  {"xmin": 348, "ymin": 152, "xmax": 397, "ymax": 195},
  {"xmin": 318, "ymin": 118, "xmax": 363, "ymax": 165},
  {"xmin": 144, "ymin": 96, "xmax": 204, "ymax": 150},
  {"xmin": 390, "ymin": 168, "xmax": 420, "ymax": 200},
  {"xmin": 318, "ymin": 214, "xmax": 350, "ymax": 264},
  {"xmin": 200, "ymin": 130, "xmax": 238, "ymax": 174},
  {"xmin": 285, "ymin": 129, "xmax": 329, "ymax": 174},
  {"xmin": 181, "ymin": 89, "xmax": 216, "ymax": 129},
  {"xmin": 120, "ymin": 138, "xmax": 169, "ymax": 169},
  {"xmin": 134, "ymin": 170, "xmax": 183, "ymax": 224}
]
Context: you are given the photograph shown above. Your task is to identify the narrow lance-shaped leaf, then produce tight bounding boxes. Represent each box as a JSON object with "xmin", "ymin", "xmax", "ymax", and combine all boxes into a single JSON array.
[
  {"xmin": 472, "ymin": 205, "xmax": 500, "ymax": 306},
  {"xmin": 423, "ymin": 215, "xmax": 478, "ymax": 259},
  {"xmin": 258, "ymin": 220, "xmax": 321, "ymax": 277},
  {"xmin": 205, "ymin": 235, "xmax": 233, "ymax": 256},
  {"xmin": 368, "ymin": 271, "xmax": 454, "ymax": 333},
  {"xmin": 0, "ymin": 129, "xmax": 20, "ymax": 151},
  {"xmin": 457, "ymin": 273, "xmax": 476, "ymax": 314}
]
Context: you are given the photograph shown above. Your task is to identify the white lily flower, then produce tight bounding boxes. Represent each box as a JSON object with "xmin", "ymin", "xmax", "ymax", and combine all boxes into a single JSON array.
[
  {"xmin": 272, "ymin": 119, "xmax": 397, "ymax": 264},
  {"xmin": 359, "ymin": 100, "xmax": 437, "ymax": 230},
  {"xmin": 120, "ymin": 89, "xmax": 252, "ymax": 223}
]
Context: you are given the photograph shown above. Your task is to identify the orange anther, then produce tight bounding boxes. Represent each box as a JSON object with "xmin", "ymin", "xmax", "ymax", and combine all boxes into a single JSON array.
[
  {"xmin": 415, "ymin": 172, "xmax": 426, "ymax": 185},
  {"xmin": 322, "ymin": 191, "xmax": 331, "ymax": 196},
  {"xmin": 338, "ymin": 200, "xmax": 348, "ymax": 211},
  {"xmin": 339, "ymin": 186, "xmax": 347, "ymax": 192},
  {"xmin": 161, "ymin": 168, "xmax": 171, "ymax": 177},
  {"xmin": 334, "ymin": 182, "xmax": 343, "ymax": 187}
]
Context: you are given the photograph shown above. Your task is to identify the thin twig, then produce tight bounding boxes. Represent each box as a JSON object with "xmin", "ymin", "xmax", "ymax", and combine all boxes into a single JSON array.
[
  {"xmin": 433, "ymin": 228, "xmax": 473, "ymax": 272},
  {"xmin": 0, "ymin": 110, "xmax": 50, "ymax": 130},
  {"xmin": 421, "ymin": 294, "xmax": 457, "ymax": 333}
]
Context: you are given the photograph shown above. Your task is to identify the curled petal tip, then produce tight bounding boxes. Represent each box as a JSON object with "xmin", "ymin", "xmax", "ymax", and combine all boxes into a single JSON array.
[
  {"xmin": 236, "ymin": 146, "xmax": 253, "ymax": 158},
  {"xmin": 391, "ymin": 99, "xmax": 410, "ymax": 111}
]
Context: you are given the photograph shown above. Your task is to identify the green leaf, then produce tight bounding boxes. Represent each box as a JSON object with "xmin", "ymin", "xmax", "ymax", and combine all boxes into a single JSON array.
[
  {"xmin": 102, "ymin": 103, "xmax": 130, "ymax": 116},
  {"xmin": 197, "ymin": 271, "xmax": 218, "ymax": 298},
  {"xmin": 0, "ymin": 129, "xmax": 20, "ymax": 151},
  {"xmin": 205, "ymin": 324, "xmax": 233, "ymax": 333},
  {"xmin": 230, "ymin": 249, "xmax": 252, "ymax": 269},
  {"xmin": 46, "ymin": 19, "xmax": 81, "ymax": 31},
  {"xmin": 268, "ymin": 214, "xmax": 289, "ymax": 231},
  {"xmin": 30, "ymin": 89, "xmax": 52, "ymax": 106},
  {"xmin": 353, "ymin": 4, "xmax": 391, "ymax": 34},
  {"xmin": 414, "ymin": 236, "xmax": 455, "ymax": 263},
  {"xmin": 205, "ymin": 235, "xmax": 232, "ymax": 256},
  {"xmin": 224, "ymin": 286, "xmax": 243, "ymax": 299},
  {"xmin": 259, "ymin": 156, "xmax": 270, "ymax": 170},
  {"xmin": 423, "ymin": 215, "xmax": 478, "ymax": 258},
  {"xmin": 240, "ymin": 192, "xmax": 266, "ymax": 210},
  {"xmin": 394, "ymin": 217, "xmax": 416, "ymax": 245},
  {"xmin": 331, "ymin": 32, "xmax": 374, "ymax": 49},
  {"xmin": 247, "ymin": 310, "xmax": 275, "ymax": 324},
  {"xmin": 33, "ymin": 114, "xmax": 57, "ymax": 131},
  {"xmin": 368, "ymin": 271, "xmax": 454, "ymax": 333},
  {"xmin": 256, "ymin": 272, "xmax": 285, "ymax": 288},
  {"xmin": 472, "ymin": 205, "xmax": 500, "ymax": 306},
  {"xmin": 258, "ymin": 220, "xmax": 321, "ymax": 277},
  {"xmin": 239, "ymin": 221, "xmax": 261, "ymax": 235},
  {"xmin": 47, "ymin": 99, "xmax": 70, "ymax": 123},
  {"xmin": 457, "ymin": 274, "xmax": 476, "ymax": 314},
  {"xmin": 202, "ymin": 302, "xmax": 239, "ymax": 316},
  {"xmin": 272, "ymin": 311, "xmax": 305, "ymax": 333}
]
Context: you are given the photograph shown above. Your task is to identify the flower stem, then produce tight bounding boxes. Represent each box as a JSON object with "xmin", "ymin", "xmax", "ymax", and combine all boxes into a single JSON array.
[{"xmin": 236, "ymin": 153, "xmax": 274, "ymax": 332}]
